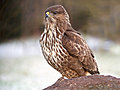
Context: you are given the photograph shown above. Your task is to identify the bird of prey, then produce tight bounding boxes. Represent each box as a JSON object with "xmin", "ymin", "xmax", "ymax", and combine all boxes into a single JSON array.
[{"xmin": 40, "ymin": 5, "xmax": 99, "ymax": 79}]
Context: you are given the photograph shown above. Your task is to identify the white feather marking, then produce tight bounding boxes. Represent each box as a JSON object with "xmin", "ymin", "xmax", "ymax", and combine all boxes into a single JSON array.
[
  {"xmin": 57, "ymin": 27, "xmax": 62, "ymax": 34},
  {"xmin": 40, "ymin": 23, "xmax": 69, "ymax": 68}
]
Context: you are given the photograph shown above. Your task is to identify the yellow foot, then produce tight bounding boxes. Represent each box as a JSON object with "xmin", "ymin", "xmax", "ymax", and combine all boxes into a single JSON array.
[{"xmin": 85, "ymin": 72, "xmax": 91, "ymax": 76}]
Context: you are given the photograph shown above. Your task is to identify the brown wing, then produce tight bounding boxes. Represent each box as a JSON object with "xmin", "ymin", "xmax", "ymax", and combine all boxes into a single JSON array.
[{"xmin": 62, "ymin": 29, "xmax": 99, "ymax": 74}]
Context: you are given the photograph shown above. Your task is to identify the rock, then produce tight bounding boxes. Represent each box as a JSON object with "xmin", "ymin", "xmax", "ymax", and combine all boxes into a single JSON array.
[{"xmin": 44, "ymin": 75, "xmax": 120, "ymax": 90}]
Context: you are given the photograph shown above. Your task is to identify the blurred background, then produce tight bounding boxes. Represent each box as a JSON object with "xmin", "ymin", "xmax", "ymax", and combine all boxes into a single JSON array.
[{"xmin": 0, "ymin": 0, "xmax": 120, "ymax": 90}]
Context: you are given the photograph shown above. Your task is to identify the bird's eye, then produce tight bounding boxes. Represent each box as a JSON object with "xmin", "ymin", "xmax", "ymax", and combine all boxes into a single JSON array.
[{"xmin": 53, "ymin": 11, "xmax": 58, "ymax": 14}]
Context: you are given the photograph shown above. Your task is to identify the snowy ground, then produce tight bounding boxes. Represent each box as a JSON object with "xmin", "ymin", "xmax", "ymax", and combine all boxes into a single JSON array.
[{"xmin": 0, "ymin": 37, "xmax": 120, "ymax": 90}]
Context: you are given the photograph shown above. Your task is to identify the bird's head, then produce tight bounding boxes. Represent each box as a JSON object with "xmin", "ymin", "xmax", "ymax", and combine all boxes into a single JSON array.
[{"xmin": 44, "ymin": 5, "xmax": 69, "ymax": 24}]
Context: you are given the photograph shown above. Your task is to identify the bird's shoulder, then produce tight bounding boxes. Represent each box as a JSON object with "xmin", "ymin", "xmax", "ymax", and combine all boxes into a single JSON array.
[
  {"xmin": 63, "ymin": 28, "xmax": 81, "ymax": 43},
  {"xmin": 62, "ymin": 28, "xmax": 92, "ymax": 56}
]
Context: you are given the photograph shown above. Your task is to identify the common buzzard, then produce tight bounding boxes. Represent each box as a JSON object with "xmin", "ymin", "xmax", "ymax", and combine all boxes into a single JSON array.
[{"xmin": 40, "ymin": 5, "xmax": 99, "ymax": 79}]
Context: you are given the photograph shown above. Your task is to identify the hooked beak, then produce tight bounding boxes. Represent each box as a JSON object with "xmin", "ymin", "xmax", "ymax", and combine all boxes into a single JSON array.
[{"xmin": 45, "ymin": 12, "xmax": 50, "ymax": 18}]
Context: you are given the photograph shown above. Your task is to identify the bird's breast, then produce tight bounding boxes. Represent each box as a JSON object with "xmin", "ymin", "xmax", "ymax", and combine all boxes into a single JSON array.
[{"xmin": 40, "ymin": 27, "xmax": 69, "ymax": 71}]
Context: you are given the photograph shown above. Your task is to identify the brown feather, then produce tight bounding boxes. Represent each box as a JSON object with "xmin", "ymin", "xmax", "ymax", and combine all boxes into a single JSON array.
[
  {"xmin": 62, "ymin": 29, "xmax": 100, "ymax": 74},
  {"xmin": 40, "ymin": 5, "xmax": 99, "ymax": 79}
]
